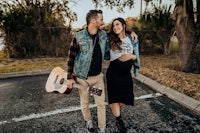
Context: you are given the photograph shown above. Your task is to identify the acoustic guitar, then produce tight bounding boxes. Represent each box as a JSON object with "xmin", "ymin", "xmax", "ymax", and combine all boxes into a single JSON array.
[{"xmin": 45, "ymin": 67, "xmax": 102, "ymax": 96}]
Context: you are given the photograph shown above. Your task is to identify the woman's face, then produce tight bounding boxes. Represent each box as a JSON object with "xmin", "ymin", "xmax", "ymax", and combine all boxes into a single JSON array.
[{"xmin": 112, "ymin": 20, "xmax": 125, "ymax": 35}]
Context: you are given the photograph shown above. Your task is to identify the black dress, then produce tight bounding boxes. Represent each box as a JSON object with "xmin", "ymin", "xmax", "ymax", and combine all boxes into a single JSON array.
[{"xmin": 106, "ymin": 59, "xmax": 134, "ymax": 105}]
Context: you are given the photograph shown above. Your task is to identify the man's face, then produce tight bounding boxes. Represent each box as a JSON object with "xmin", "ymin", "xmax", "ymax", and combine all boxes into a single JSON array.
[{"xmin": 95, "ymin": 13, "xmax": 105, "ymax": 29}]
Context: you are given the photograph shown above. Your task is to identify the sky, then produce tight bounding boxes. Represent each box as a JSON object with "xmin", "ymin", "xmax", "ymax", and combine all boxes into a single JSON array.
[
  {"xmin": 69, "ymin": 0, "xmax": 140, "ymax": 28},
  {"xmin": 69, "ymin": 0, "xmax": 175, "ymax": 28}
]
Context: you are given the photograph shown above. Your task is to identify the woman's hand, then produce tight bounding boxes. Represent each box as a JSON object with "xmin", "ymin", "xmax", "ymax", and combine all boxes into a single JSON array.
[{"xmin": 118, "ymin": 54, "xmax": 136, "ymax": 62}]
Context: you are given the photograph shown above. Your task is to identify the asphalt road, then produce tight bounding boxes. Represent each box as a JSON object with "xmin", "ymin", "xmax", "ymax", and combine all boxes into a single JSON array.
[{"xmin": 0, "ymin": 74, "xmax": 200, "ymax": 133}]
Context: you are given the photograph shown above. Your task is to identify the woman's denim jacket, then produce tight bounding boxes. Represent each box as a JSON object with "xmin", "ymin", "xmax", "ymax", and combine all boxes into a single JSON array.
[
  {"xmin": 104, "ymin": 34, "xmax": 140, "ymax": 77},
  {"xmin": 74, "ymin": 29, "xmax": 107, "ymax": 79}
]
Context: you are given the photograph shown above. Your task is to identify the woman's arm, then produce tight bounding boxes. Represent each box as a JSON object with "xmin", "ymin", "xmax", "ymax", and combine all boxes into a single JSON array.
[{"xmin": 118, "ymin": 54, "xmax": 136, "ymax": 62}]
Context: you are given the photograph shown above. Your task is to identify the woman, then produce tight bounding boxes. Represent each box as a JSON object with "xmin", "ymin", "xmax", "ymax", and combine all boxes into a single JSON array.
[{"xmin": 106, "ymin": 17, "xmax": 140, "ymax": 133}]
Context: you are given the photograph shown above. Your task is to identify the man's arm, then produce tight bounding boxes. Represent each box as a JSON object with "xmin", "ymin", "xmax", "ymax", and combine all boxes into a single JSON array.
[
  {"xmin": 104, "ymin": 38, "xmax": 110, "ymax": 61},
  {"xmin": 67, "ymin": 36, "xmax": 79, "ymax": 79},
  {"xmin": 126, "ymin": 30, "xmax": 138, "ymax": 40},
  {"xmin": 131, "ymin": 31, "xmax": 138, "ymax": 40}
]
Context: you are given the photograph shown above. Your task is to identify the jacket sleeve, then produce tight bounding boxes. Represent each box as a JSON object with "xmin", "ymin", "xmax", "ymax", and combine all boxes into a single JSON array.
[
  {"xmin": 104, "ymin": 39, "xmax": 110, "ymax": 60},
  {"xmin": 66, "ymin": 36, "xmax": 79, "ymax": 79},
  {"xmin": 132, "ymin": 39, "xmax": 140, "ymax": 77}
]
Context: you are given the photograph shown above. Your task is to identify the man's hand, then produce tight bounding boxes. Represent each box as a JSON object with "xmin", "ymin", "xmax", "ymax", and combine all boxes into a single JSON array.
[
  {"xmin": 119, "ymin": 54, "xmax": 136, "ymax": 62},
  {"xmin": 67, "ymin": 79, "xmax": 76, "ymax": 89},
  {"xmin": 131, "ymin": 31, "xmax": 138, "ymax": 40}
]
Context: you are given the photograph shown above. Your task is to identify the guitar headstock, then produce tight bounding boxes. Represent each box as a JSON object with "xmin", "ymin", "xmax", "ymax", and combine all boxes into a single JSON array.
[{"xmin": 88, "ymin": 86, "xmax": 102, "ymax": 96}]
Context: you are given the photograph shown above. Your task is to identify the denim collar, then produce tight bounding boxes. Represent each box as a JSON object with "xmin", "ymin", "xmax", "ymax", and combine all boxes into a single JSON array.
[{"xmin": 85, "ymin": 27, "xmax": 99, "ymax": 38}]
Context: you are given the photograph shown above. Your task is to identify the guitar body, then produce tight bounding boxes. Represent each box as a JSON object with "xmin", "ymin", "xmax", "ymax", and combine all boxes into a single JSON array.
[
  {"xmin": 45, "ymin": 67, "xmax": 102, "ymax": 96},
  {"xmin": 45, "ymin": 67, "xmax": 72, "ymax": 94}
]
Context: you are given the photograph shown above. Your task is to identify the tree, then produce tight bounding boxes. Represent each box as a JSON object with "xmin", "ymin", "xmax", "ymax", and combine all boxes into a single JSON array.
[
  {"xmin": 92, "ymin": 0, "xmax": 135, "ymax": 12},
  {"xmin": 0, "ymin": 0, "xmax": 77, "ymax": 58},
  {"xmin": 172, "ymin": 0, "xmax": 200, "ymax": 73},
  {"xmin": 93, "ymin": 0, "xmax": 200, "ymax": 74},
  {"xmin": 139, "ymin": 2, "xmax": 174, "ymax": 55}
]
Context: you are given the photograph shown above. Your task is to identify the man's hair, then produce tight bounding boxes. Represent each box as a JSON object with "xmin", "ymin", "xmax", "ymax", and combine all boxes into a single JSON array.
[{"xmin": 86, "ymin": 10, "xmax": 103, "ymax": 25}]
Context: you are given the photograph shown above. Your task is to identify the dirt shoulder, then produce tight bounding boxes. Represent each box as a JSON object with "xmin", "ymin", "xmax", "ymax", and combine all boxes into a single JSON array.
[{"xmin": 139, "ymin": 54, "xmax": 200, "ymax": 101}]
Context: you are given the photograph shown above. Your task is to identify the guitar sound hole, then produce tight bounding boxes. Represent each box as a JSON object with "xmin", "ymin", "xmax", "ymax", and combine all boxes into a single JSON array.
[{"xmin": 60, "ymin": 78, "xmax": 64, "ymax": 85}]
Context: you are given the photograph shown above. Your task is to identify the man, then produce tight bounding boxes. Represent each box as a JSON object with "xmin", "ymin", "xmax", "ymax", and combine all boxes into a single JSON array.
[
  {"xmin": 67, "ymin": 10, "xmax": 107, "ymax": 133},
  {"xmin": 66, "ymin": 10, "xmax": 138, "ymax": 133}
]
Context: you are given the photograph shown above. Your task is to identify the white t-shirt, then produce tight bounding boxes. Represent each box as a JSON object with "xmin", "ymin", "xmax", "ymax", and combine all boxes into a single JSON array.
[{"xmin": 110, "ymin": 36, "xmax": 133, "ymax": 61}]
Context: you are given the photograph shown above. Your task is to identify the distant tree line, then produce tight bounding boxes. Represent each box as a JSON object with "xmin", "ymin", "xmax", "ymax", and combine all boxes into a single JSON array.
[
  {"xmin": 0, "ymin": 0, "xmax": 174, "ymax": 58},
  {"xmin": 0, "ymin": 0, "xmax": 77, "ymax": 58}
]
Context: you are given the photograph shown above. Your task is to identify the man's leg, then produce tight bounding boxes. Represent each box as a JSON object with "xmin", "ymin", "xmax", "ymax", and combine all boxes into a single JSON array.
[
  {"xmin": 93, "ymin": 73, "xmax": 106, "ymax": 129},
  {"xmin": 77, "ymin": 78, "xmax": 94, "ymax": 132}
]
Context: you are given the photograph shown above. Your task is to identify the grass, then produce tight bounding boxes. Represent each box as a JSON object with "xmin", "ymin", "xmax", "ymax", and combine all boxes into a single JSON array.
[
  {"xmin": 0, "ymin": 57, "xmax": 67, "ymax": 73},
  {"xmin": 139, "ymin": 54, "xmax": 200, "ymax": 101},
  {"xmin": 0, "ymin": 54, "xmax": 199, "ymax": 101}
]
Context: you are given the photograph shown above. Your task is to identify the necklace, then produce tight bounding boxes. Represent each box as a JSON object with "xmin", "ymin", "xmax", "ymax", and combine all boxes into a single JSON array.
[{"xmin": 91, "ymin": 34, "xmax": 98, "ymax": 48}]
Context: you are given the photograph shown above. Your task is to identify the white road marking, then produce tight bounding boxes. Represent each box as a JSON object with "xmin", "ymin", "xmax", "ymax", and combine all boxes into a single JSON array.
[
  {"xmin": 0, "ymin": 93, "xmax": 162, "ymax": 125},
  {"xmin": 135, "ymin": 93, "xmax": 163, "ymax": 100},
  {"xmin": 0, "ymin": 83, "xmax": 12, "ymax": 88}
]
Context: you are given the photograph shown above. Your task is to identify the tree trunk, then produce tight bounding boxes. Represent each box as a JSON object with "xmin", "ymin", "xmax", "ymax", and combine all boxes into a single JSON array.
[
  {"xmin": 172, "ymin": 0, "xmax": 200, "ymax": 73},
  {"xmin": 157, "ymin": 30, "xmax": 171, "ymax": 55},
  {"xmin": 140, "ymin": 0, "xmax": 142, "ymax": 15},
  {"xmin": 198, "ymin": 0, "xmax": 200, "ymax": 25},
  {"xmin": 164, "ymin": 41, "xmax": 171, "ymax": 55}
]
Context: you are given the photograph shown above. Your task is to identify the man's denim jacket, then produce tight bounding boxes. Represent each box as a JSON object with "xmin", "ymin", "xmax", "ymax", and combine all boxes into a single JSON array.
[
  {"xmin": 104, "ymin": 34, "xmax": 140, "ymax": 77},
  {"xmin": 74, "ymin": 29, "xmax": 107, "ymax": 79}
]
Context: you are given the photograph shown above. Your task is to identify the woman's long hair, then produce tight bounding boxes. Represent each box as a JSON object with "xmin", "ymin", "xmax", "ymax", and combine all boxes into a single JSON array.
[{"xmin": 108, "ymin": 17, "xmax": 127, "ymax": 50}]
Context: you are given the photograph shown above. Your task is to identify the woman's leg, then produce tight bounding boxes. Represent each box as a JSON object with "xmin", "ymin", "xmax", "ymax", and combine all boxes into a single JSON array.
[
  {"xmin": 119, "ymin": 103, "xmax": 125, "ymax": 107},
  {"xmin": 109, "ymin": 103, "xmax": 120, "ymax": 117},
  {"xmin": 109, "ymin": 102, "xmax": 127, "ymax": 117},
  {"xmin": 110, "ymin": 103, "xmax": 127, "ymax": 133}
]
